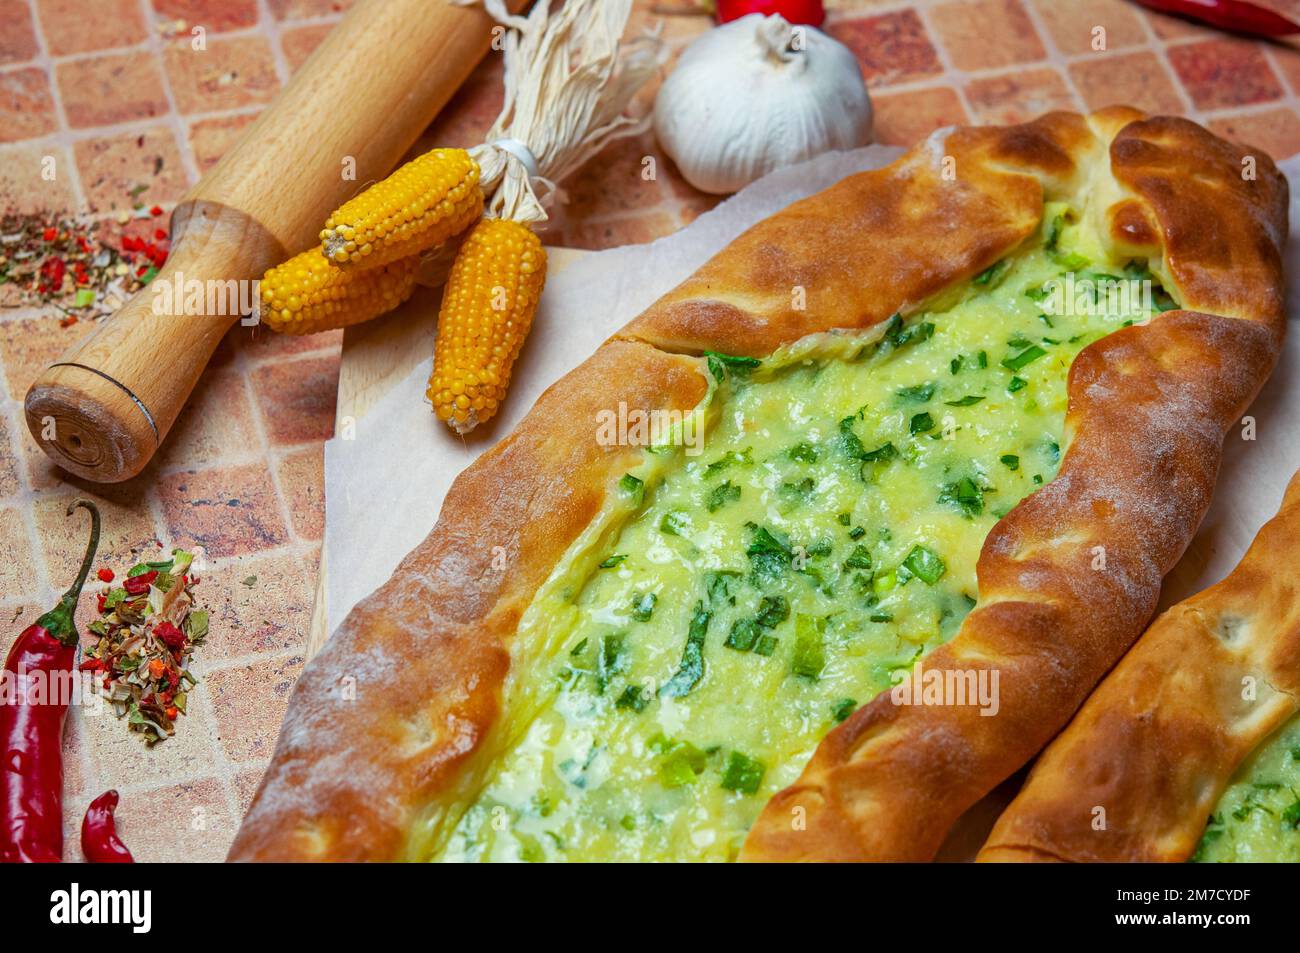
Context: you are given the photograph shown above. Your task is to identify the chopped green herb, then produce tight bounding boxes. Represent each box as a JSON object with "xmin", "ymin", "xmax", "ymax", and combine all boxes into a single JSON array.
[
  {"xmin": 706, "ymin": 480, "xmax": 741, "ymax": 512},
  {"xmin": 843, "ymin": 545, "xmax": 872, "ymax": 571},
  {"xmin": 704, "ymin": 351, "xmax": 761, "ymax": 384},
  {"xmin": 1001, "ymin": 345, "xmax": 1047, "ymax": 372},
  {"xmin": 631, "ymin": 592, "xmax": 657, "ymax": 622},
  {"xmin": 659, "ymin": 603, "xmax": 710, "ymax": 697},
  {"xmin": 939, "ymin": 477, "xmax": 984, "ymax": 518},
  {"xmin": 787, "ymin": 442, "xmax": 819, "ymax": 463},
  {"xmin": 596, "ymin": 633, "xmax": 626, "ymax": 694},
  {"xmin": 1007, "ymin": 376, "xmax": 1028, "ymax": 393},
  {"xmin": 720, "ymin": 751, "xmax": 766, "ymax": 795},
  {"xmin": 792, "ymin": 615, "xmax": 826, "ymax": 680},
  {"xmin": 659, "ymin": 510, "xmax": 691, "ymax": 536},
  {"xmin": 897, "ymin": 382, "xmax": 935, "ymax": 403},
  {"xmin": 944, "ymin": 395, "xmax": 984, "ymax": 407},
  {"xmin": 753, "ymin": 634, "xmax": 779, "ymax": 657},
  {"xmin": 999, "ymin": 454, "xmax": 1020, "ymax": 471},
  {"xmin": 725, "ymin": 619, "xmax": 760, "ymax": 653},
  {"xmin": 848, "ymin": 526, "xmax": 865, "ymax": 540},
  {"xmin": 658, "ymin": 740, "xmax": 707, "ymax": 788},
  {"xmin": 902, "ymin": 545, "xmax": 946, "ymax": 584},
  {"xmin": 909, "ymin": 411, "xmax": 934, "ymax": 434},
  {"xmin": 618, "ymin": 473, "xmax": 645, "ymax": 506},
  {"xmin": 831, "ymin": 698, "xmax": 857, "ymax": 723},
  {"xmin": 973, "ymin": 260, "xmax": 1007, "ymax": 286},
  {"xmin": 616, "ymin": 684, "xmax": 649, "ymax": 712},
  {"xmin": 598, "ymin": 554, "xmax": 627, "ymax": 569}
]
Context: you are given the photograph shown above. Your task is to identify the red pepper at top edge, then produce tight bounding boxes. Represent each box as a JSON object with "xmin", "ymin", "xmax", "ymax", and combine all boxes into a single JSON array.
[
  {"xmin": 123, "ymin": 571, "xmax": 157, "ymax": 597},
  {"xmin": 0, "ymin": 501, "xmax": 100, "ymax": 863},
  {"xmin": 1132, "ymin": 0, "xmax": 1300, "ymax": 36},
  {"xmin": 716, "ymin": 0, "xmax": 825, "ymax": 27}
]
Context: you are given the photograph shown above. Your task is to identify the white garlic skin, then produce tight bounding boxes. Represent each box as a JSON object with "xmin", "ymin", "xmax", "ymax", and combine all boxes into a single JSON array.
[{"xmin": 654, "ymin": 13, "xmax": 873, "ymax": 195}]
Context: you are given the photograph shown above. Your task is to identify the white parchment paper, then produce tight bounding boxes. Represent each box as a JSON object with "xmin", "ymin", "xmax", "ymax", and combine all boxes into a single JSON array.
[{"xmin": 324, "ymin": 150, "xmax": 1300, "ymax": 637}]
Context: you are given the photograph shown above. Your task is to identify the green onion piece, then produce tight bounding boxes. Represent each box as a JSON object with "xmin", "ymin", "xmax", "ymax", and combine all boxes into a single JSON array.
[
  {"xmin": 909, "ymin": 411, "xmax": 934, "ymax": 434},
  {"xmin": 706, "ymin": 480, "xmax": 741, "ymax": 512},
  {"xmin": 753, "ymin": 634, "xmax": 779, "ymax": 657},
  {"xmin": 658, "ymin": 740, "xmax": 707, "ymax": 788},
  {"xmin": 1000, "ymin": 454, "xmax": 1020, "ymax": 471},
  {"xmin": 720, "ymin": 751, "xmax": 766, "ymax": 795},
  {"xmin": 659, "ymin": 510, "xmax": 691, "ymax": 536},
  {"xmin": 618, "ymin": 473, "xmax": 644, "ymax": 506},
  {"xmin": 843, "ymin": 545, "xmax": 872, "ymax": 571},
  {"xmin": 616, "ymin": 685, "xmax": 649, "ymax": 712},
  {"xmin": 791, "ymin": 614, "xmax": 826, "ymax": 680},
  {"xmin": 1007, "ymin": 376, "xmax": 1028, "ymax": 392},
  {"xmin": 945, "ymin": 395, "xmax": 984, "ymax": 407},
  {"xmin": 1001, "ymin": 345, "xmax": 1047, "ymax": 371},
  {"xmin": 598, "ymin": 554, "xmax": 627, "ymax": 569},
  {"xmin": 631, "ymin": 592, "xmax": 657, "ymax": 622},
  {"xmin": 660, "ymin": 602, "xmax": 710, "ymax": 697},
  {"xmin": 896, "ymin": 382, "xmax": 935, "ymax": 403},
  {"xmin": 902, "ymin": 545, "xmax": 946, "ymax": 584},
  {"xmin": 831, "ymin": 698, "xmax": 857, "ymax": 723}
]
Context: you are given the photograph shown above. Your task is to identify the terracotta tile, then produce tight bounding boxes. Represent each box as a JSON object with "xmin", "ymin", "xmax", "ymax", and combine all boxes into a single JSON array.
[
  {"xmin": 195, "ymin": 552, "xmax": 312, "ymax": 661},
  {"xmin": 0, "ymin": 311, "xmax": 95, "ymax": 400},
  {"xmin": 159, "ymin": 366, "xmax": 257, "ymax": 469},
  {"xmin": 73, "ymin": 126, "xmax": 188, "ymax": 212},
  {"xmin": 187, "ymin": 112, "xmax": 257, "ymax": 172},
  {"xmin": 0, "ymin": 143, "xmax": 76, "ymax": 213},
  {"xmin": 565, "ymin": 135, "xmax": 669, "ymax": 220},
  {"xmin": 32, "ymin": 487, "xmax": 158, "ymax": 574},
  {"xmin": 232, "ymin": 763, "xmax": 268, "ymax": 816},
  {"xmin": 19, "ymin": 424, "xmax": 71, "ymax": 492},
  {"xmin": 163, "ymin": 36, "xmax": 280, "ymax": 114},
  {"xmin": 155, "ymin": 464, "xmax": 290, "ymax": 558},
  {"xmin": 422, "ymin": 54, "xmax": 504, "ymax": 150},
  {"xmin": 0, "ymin": 0, "xmax": 38, "ymax": 64},
  {"xmin": 152, "ymin": 0, "xmax": 259, "ymax": 32},
  {"xmin": 563, "ymin": 211, "xmax": 679, "ymax": 251},
  {"xmin": 1068, "ymin": 51, "xmax": 1185, "ymax": 115},
  {"xmin": 0, "ymin": 412, "xmax": 22, "ymax": 500},
  {"xmin": 665, "ymin": 162, "xmax": 726, "ymax": 224},
  {"xmin": 965, "ymin": 67, "xmax": 1077, "ymax": 125},
  {"xmin": 276, "ymin": 446, "xmax": 324, "ymax": 542},
  {"xmin": 1207, "ymin": 107, "xmax": 1300, "ymax": 162},
  {"xmin": 57, "ymin": 52, "xmax": 169, "ymax": 128},
  {"xmin": 280, "ymin": 22, "xmax": 333, "ymax": 71},
  {"xmin": 58, "ymin": 716, "xmax": 94, "ymax": 808},
  {"xmin": 36, "ymin": 0, "xmax": 147, "ymax": 56},
  {"xmin": 205, "ymin": 652, "xmax": 304, "ymax": 762},
  {"xmin": 80, "ymin": 681, "xmax": 220, "ymax": 792},
  {"xmin": 1029, "ymin": 0, "xmax": 1144, "ymax": 55},
  {"xmin": 1272, "ymin": 45, "xmax": 1300, "ymax": 97},
  {"xmin": 930, "ymin": 0, "xmax": 1045, "ymax": 71},
  {"xmin": 870, "ymin": 85, "xmax": 969, "ymax": 147},
  {"xmin": 267, "ymin": 0, "xmax": 353, "ymax": 18},
  {"xmin": 0, "ymin": 506, "xmax": 37, "ymax": 598},
  {"xmin": 827, "ymin": 10, "xmax": 943, "ymax": 89},
  {"xmin": 112, "ymin": 776, "xmax": 233, "ymax": 862},
  {"xmin": 0, "ymin": 68, "xmax": 57, "ymax": 144},
  {"xmin": 1142, "ymin": 7, "xmax": 1219, "ymax": 41},
  {"xmin": 250, "ymin": 353, "xmax": 339, "ymax": 445},
  {"xmin": 630, "ymin": 3, "xmax": 713, "ymax": 45},
  {"xmin": 1167, "ymin": 39, "xmax": 1283, "ymax": 110}
]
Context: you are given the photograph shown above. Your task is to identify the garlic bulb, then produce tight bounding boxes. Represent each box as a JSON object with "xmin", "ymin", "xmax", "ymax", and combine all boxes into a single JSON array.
[{"xmin": 654, "ymin": 13, "xmax": 872, "ymax": 195}]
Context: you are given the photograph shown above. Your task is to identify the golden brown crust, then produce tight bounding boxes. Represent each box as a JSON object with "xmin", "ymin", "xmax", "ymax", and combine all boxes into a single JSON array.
[
  {"xmin": 977, "ymin": 472, "xmax": 1300, "ymax": 864},
  {"xmin": 230, "ymin": 109, "xmax": 1287, "ymax": 862},
  {"xmin": 228, "ymin": 340, "xmax": 707, "ymax": 860}
]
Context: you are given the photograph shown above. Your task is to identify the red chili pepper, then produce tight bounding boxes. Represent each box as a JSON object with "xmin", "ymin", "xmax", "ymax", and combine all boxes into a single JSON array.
[
  {"xmin": 1, "ymin": 501, "xmax": 100, "ymax": 864},
  {"xmin": 123, "ymin": 571, "xmax": 157, "ymax": 596},
  {"xmin": 716, "ymin": 0, "xmax": 825, "ymax": 26},
  {"xmin": 80, "ymin": 790, "xmax": 133, "ymax": 863},
  {"xmin": 154, "ymin": 621, "xmax": 186, "ymax": 653},
  {"xmin": 41, "ymin": 227, "xmax": 57, "ymax": 242},
  {"xmin": 1132, "ymin": 0, "xmax": 1300, "ymax": 36},
  {"xmin": 149, "ymin": 205, "xmax": 163, "ymax": 217},
  {"xmin": 96, "ymin": 567, "xmax": 114, "ymax": 583}
]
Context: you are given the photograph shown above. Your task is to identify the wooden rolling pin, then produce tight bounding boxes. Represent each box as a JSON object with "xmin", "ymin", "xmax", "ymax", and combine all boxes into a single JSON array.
[{"xmin": 25, "ymin": 0, "xmax": 524, "ymax": 483}]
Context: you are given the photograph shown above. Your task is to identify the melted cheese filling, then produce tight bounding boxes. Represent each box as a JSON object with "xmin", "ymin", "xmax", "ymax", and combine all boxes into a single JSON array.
[
  {"xmin": 1194, "ymin": 715, "xmax": 1300, "ymax": 862},
  {"xmin": 423, "ymin": 208, "xmax": 1172, "ymax": 862}
]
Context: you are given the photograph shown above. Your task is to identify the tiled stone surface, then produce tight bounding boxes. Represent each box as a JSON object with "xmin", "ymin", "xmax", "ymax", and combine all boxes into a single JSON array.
[{"xmin": 1, "ymin": 0, "xmax": 1298, "ymax": 864}]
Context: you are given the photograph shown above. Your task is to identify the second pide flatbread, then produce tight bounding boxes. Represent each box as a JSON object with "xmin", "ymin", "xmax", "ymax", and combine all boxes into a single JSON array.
[
  {"xmin": 229, "ymin": 109, "xmax": 1288, "ymax": 862},
  {"xmin": 980, "ymin": 471, "xmax": 1300, "ymax": 863}
]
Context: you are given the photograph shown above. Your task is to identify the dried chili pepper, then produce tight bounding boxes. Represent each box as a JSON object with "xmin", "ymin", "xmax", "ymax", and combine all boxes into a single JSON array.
[
  {"xmin": 80, "ymin": 790, "xmax": 134, "ymax": 863},
  {"xmin": 0, "ymin": 500, "xmax": 100, "ymax": 863},
  {"xmin": 1133, "ymin": 0, "xmax": 1300, "ymax": 36}
]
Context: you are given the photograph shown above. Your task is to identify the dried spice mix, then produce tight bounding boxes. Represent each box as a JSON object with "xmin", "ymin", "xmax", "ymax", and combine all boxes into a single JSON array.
[{"xmin": 81, "ymin": 550, "xmax": 208, "ymax": 745}]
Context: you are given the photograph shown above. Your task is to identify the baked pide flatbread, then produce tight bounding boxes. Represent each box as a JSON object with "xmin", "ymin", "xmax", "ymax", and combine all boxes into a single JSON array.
[
  {"xmin": 229, "ymin": 108, "xmax": 1287, "ymax": 862},
  {"xmin": 979, "ymin": 471, "xmax": 1300, "ymax": 864}
]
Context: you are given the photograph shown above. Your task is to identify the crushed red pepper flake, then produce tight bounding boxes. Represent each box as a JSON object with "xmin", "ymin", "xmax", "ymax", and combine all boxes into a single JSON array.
[{"xmin": 1, "ymin": 212, "xmax": 170, "ymax": 319}]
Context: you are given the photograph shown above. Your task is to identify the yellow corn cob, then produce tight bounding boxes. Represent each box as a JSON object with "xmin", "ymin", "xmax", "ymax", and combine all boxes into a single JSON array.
[
  {"xmin": 320, "ymin": 148, "xmax": 483, "ymax": 269},
  {"xmin": 258, "ymin": 247, "xmax": 419, "ymax": 335},
  {"xmin": 428, "ymin": 218, "xmax": 547, "ymax": 433}
]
